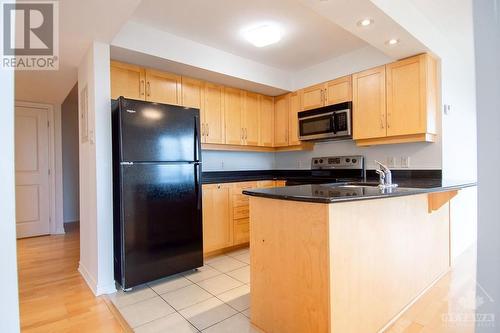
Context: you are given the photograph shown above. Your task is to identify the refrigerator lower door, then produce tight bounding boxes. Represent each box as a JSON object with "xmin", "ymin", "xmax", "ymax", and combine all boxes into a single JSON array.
[{"xmin": 120, "ymin": 163, "xmax": 203, "ymax": 288}]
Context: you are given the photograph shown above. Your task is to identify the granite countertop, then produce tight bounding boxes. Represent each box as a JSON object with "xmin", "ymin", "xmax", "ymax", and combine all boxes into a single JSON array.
[{"xmin": 242, "ymin": 180, "xmax": 476, "ymax": 204}]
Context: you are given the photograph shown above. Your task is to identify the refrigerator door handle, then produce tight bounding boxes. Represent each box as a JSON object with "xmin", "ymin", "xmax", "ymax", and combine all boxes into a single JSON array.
[
  {"xmin": 194, "ymin": 163, "xmax": 202, "ymax": 210},
  {"xmin": 194, "ymin": 116, "xmax": 201, "ymax": 162}
]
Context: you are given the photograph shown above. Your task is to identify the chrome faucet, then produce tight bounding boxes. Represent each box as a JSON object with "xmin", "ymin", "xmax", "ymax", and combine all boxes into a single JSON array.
[{"xmin": 375, "ymin": 160, "xmax": 398, "ymax": 189}]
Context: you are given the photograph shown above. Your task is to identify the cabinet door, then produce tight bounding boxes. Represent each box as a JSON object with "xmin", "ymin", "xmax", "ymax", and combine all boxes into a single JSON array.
[
  {"xmin": 243, "ymin": 92, "xmax": 260, "ymax": 146},
  {"xmin": 224, "ymin": 87, "xmax": 243, "ymax": 145},
  {"xmin": 386, "ymin": 54, "xmax": 428, "ymax": 137},
  {"xmin": 145, "ymin": 69, "xmax": 181, "ymax": 105},
  {"xmin": 326, "ymin": 75, "xmax": 352, "ymax": 105},
  {"xmin": 301, "ymin": 83, "xmax": 325, "ymax": 111},
  {"xmin": 110, "ymin": 61, "xmax": 145, "ymax": 100},
  {"xmin": 202, "ymin": 184, "xmax": 232, "ymax": 253},
  {"xmin": 204, "ymin": 83, "xmax": 225, "ymax": 144},
  {"xmin": 181, "ymin": 77, "xmax": 204, "ymax": 109},
  {"xmin": 259, "ymin": 95, "xmax": 274, "ymax": 147},
  {"xmin": 352, "ymin": 66, "xmax": 387, "ymax": 140},
  {"xmin": 274, "ymin": 94, "xmax": 290, "ymax": 147},
  {"xmin": 288, "ymin": 92, "xmax": 301, "ymax": 146}
]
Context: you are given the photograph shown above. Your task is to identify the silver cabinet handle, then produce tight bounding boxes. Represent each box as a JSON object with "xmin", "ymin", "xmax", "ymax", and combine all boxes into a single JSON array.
[
  {"xmin": 140, "ymin": 80, "xmax": 145, "ymax": 96},
  {"xmin": 206, "ymin": 123, "xmax": 209, "ymax": 136},
  {"xmin": 146, "ymin": 81, "xmax": 151, "ymax": 97},
  {"xmin": 202, "ymin": 123, "xmax": 206, "ymax": 136}
]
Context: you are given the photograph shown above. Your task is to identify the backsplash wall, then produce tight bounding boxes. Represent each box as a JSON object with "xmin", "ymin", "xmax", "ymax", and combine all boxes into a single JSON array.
[{"xmin": 202, "ymin": 151, "xmax": 276, "ymax": 171}]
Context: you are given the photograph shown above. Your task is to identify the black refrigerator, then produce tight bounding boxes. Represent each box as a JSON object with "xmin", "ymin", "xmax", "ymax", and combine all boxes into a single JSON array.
[{"xmin": 111, "ymin": 97, "xmax": 203, "ymax": 290}]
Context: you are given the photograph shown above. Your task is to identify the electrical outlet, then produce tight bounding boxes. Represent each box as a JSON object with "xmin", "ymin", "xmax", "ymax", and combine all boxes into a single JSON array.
[
  {"xmin": 387, "ymin": 157, "xmax": 397, "ymax": 168},
  {"xmin": 401, "ymin": 156, "xmax": 410, "ymax": 168},
  {"xmin": 220, "ymin": 161, "xmax": 224, "ymax": 169}
]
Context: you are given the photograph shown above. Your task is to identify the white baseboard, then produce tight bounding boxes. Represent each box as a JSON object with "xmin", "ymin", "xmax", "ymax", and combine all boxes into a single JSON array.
[{"xmin": 78, "ymin": 262, "xmax": 116, "ymax": 296}]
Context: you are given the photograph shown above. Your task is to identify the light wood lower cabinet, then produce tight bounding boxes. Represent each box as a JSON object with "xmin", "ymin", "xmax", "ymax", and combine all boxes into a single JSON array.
[
  {"xmin": 202, "ymin": 180, "xmax": 286, "ymax": 254},
  {"xmin": 202, "ymin": 183, "xmax": 233, "ymax": 253}
]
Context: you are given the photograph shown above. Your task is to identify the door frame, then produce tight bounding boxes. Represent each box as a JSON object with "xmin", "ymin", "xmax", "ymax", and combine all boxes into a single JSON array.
[{"xmin": 15, "ymin": 101, "xmax": 63, "ymax": 235}]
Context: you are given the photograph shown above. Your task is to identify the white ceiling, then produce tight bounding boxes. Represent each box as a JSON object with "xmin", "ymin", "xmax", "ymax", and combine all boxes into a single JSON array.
[{"xmin": 130, "ymin": 0, "xmax": 368, "ymax": 71}]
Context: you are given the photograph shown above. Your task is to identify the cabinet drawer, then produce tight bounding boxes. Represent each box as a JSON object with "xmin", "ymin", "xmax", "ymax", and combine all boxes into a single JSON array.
[
  {"xmin": 234, "ymin": 219, "xmax": 249, "ymax": 245},
  {"xmin": 234, "ymin": 206, "xmax": 249, "ymax": 219}
]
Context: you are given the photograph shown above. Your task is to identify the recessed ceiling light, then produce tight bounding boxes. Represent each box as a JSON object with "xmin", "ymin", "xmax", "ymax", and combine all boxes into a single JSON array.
[
  {"xmin": 243, "ymin": 24, "xmax": 282, "ymax": 48},
  {"xmin": 387, "ymin": 38, "xmax": 400, "ymax": 46},
  {"xmin": 357, "ymin": 18, "xmax": 373, "ymax": 27}
]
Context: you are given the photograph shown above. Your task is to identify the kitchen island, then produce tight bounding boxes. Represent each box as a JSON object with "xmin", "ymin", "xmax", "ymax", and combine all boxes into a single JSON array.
[{"xmin": 243, "ymin": 181, "xmax": 474, "ymax": 333}]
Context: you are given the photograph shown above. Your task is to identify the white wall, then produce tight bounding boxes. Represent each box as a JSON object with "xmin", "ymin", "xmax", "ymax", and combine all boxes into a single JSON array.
[
  {"xmin": 0, "ymin": 69, "xmax": 20, "ymax": 331},
  {"xmin": 61, "ymin": 84, "xmax": 80, "ymax": 223},
  {"xmin": 474, "ymin": 0, "xmax": 500, "ymax": 330},
  {"xmin": 78, "ymin": 42, "xmax": 115, "ymax": 295}
]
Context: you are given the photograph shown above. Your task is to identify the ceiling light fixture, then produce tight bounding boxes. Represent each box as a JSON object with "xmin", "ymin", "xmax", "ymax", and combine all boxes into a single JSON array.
[
  {"xmin": 357, "ymin": 18, "xmax": 373, "ymax": 27},
  {"xmin": 243, "ymin": 24, "xmax": 282, "ymax": 48},
  {"xmin": 387, "ymin": 38, "xmax": 400, "ymax": 46}
]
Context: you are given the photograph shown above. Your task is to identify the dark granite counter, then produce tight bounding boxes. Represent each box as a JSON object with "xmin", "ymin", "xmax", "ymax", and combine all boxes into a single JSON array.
[{"xmin": 242, "ymin": 180, "xmax": 476, "ymax": 204}]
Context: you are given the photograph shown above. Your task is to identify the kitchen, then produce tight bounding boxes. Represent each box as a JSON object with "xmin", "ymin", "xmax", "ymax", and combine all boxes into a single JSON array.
[{"xmin": 6, "ymin": 0, "xmax": 486, "ymax": 332}]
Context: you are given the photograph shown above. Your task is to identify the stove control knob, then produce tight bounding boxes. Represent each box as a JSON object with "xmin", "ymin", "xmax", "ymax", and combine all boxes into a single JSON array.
[
  {"xmin": 319, "ymin": 159, "xmax": 324, "ymax": 163},
  {"xmin": 346, "ymin": 158, "xmax": 351, "ymax": 163},
  {"xmin": 314, "ymin": 160, "xmax": 318, "ymax": 164},
  {"xmin": 352, "ymin": 158, "xmax": 357, "ymax": 163}
]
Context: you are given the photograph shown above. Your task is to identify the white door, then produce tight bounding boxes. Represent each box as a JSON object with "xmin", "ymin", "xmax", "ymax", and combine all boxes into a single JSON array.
[{"xmin": 15, "ymin": 106, "xmax": 50, "ymax": 238}]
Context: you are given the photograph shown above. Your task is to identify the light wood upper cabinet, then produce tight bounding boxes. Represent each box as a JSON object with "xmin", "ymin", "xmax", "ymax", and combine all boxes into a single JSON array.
[
  {"xmin": 204, "ymin": 83, "xmax": 225, "ymax": 144},
  {"xmin": 110, "ymin": 61, "xmax": 145, "ymax": 100},
  {"xmin": 145, "ymin": 69, "xmax": 181, "ymax": 105},
  {"xmin": 386, "ymin": 54, "xmax": 438, "ymax": 137},
  {"xmin": 224, "ymin": 87, "xmax": 244, "ymax": 145},
  {"xmin": 243, "ymin": 92, "xmax": 260, "ymax": 146},
  {"xmin": 274, "ymin": 94, "xmax": 289, "ymax": 147},
  {"xmin": 288, "ymin": 92, "xmax": 301, "ymax": 146},
  {"xmin": 202, "ymin": 184, "xmax": 232, "ymax": 253},
  {"xmin": 326, "ymin": 75, "xmax": 352, "ymax": 105},
  {"xmin": 300, "ymin": 75, "xmax": 352, "ymax": 111},
  {"xmin": 181, "ymin": 77, "xmax": 204, "ymax": 109},
  {"xmin": 352, "ymin": 66, "xmax": 387, "ymax": 140},
  {"xmin": 259, "ymin": 95, "xmax": 274, "ymax": 147},
  {"xmin": 353, "ymin": 54, "xmax": 438, "ymax": 146},
  {"xmin": 301, "ymin": 84, "xmax": 325, "ymax": 111}
]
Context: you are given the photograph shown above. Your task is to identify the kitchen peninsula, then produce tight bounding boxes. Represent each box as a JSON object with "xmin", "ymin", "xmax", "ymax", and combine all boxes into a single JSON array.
[{"xmin": 243, "ymin": 180, "xmax": 474, "ymax": 333}]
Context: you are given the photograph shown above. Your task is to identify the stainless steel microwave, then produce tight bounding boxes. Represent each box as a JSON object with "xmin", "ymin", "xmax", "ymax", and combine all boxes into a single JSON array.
[{"xmin": 298, "ymin": 102, "xmax": 352, "ymax": 141}]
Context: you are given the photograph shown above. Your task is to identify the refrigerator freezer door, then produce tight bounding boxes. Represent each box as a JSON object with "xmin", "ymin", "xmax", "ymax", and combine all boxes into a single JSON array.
[
  {"xmin": 119, "ymin": 98, "xmax": 200, "ymax": 162},
  {"xmin": 120, "ymin": 163, "xmax": 203, "ymax": 288}
]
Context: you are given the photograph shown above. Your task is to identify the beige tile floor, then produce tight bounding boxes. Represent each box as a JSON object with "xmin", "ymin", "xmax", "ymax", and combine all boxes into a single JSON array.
[{"xmin": 109, "ymin": 247, "xmax": 262, "ymax": 332}]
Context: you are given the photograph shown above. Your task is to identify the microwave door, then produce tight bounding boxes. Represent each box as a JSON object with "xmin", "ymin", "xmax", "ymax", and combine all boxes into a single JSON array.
[{"xmin": 299, "ymin": 113, "xmax": 335, "ymax": 140}]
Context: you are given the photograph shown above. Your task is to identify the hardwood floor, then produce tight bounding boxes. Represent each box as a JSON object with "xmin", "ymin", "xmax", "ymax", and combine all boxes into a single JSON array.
[
  {"xmin": 386, "ymin": 246, "xmax": 477, "ymax": 333},
  {"xmin": 17, "ymin": 223, "xmax": 125, "ymax": 333}
]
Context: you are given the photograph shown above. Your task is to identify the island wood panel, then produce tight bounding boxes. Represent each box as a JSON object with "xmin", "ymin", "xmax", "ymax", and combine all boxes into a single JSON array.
[
  {"xmin": 328, "ymin": 194, "xmax": 449, "ymax": 333},
  {"xmin": 250, "ymin": 197, "xmax": 330, "ymax": 333},
  {"xmin": 249, "ymin": 193, "xmax": 450, "ymax": 333}
]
